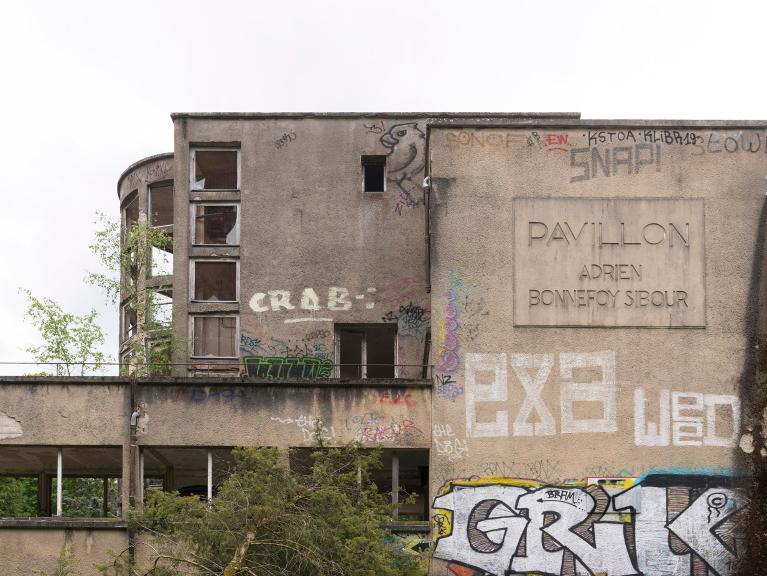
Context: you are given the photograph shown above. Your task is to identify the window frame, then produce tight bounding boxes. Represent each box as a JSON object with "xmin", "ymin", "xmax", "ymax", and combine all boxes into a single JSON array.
[
  {"xmin": 189, "ymin": 259, "xmax": 240, "ymax": 303},
  {"xmin": 361, "ymin": 155, "xmax": 387, "ymax": 194},
  {"xmin": 334, "ymin": 323, "xmax": 399, "ymax": 378},
  {"xmin": 189, "ymin": 314, "xmax": 240, "ymax": 359},
  {"xmin": 190, "ymin": 203, "xmax": 241, "ymax": 246},
  {"xmin": 189, "ymin": 148, "xmax": 241, "ymax": 191},
  {"xmin": 148, "ymin": 180, "xmax": 174, "ymax": 232}
]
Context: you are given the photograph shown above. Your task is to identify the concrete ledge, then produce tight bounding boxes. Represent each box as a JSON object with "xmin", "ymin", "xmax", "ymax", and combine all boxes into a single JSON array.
[
  {"xmin": 0, "ymin": 376, "xmax": 432, "ymax": 388},
  {"xmin": 0, "ymin": 518, "xmax": 127, "ymax": 529}
]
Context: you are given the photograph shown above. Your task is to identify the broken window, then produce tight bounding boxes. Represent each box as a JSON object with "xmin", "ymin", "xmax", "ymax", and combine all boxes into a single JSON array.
[
  {"xmin": 149, "ymin": 181, "xmax": 174, "ymax": 232},
  {"xmin": 192, "ymin": 260, "xmax": 238, "ymax": 302},
  {"xmin": 192, "ymin": 204, "xmax": 239, "ymax": 245},
  {"xmin": 191, "ymin": 149, "xmax": 239, "ymax": 190},
  {"xmin": 362, "ymin": 155, "xmax": 386, "ymax": 192},
  {"xmin": 335, "ymin": 323, "xmax": 396, "ymax": 378},
  {"xmin": 192, "ymin": 315, "xmax": 238, "ymax": 357},
  {"xmin": 122, "ymin": 304, "xmax": 138, "ymax": 341}
]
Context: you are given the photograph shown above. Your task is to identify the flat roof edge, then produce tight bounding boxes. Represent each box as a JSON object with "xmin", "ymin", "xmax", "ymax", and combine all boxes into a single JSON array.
[
  {"xmin": 171, "ymin": 112, "xmax": 582, "ymax": 120},
  {"xmin": 116, "ymin": 151, "xmax": 174, "ymax": 197},
  {"xmin": 428, "ymin": 119, "xmax": 767, "ymax": 128}
]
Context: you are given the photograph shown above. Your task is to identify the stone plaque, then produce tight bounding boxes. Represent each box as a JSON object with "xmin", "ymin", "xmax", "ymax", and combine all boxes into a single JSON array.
[{"xmin": 513, "ymin": 198, "xmax": 705, "ymax": 327}]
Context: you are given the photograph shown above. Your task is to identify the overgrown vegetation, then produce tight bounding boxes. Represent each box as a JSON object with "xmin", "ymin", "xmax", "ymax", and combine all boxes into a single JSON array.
[
  {"xmin": 0, "ymin": 476, "xmax": 37, "ymax": 516},
  {"xmin": 21, "ymin": 288, "xmax": 108, "ymax": 376},
  {"xmin": 88, "ymin": 211, "xmax": 182, "ymax": 376},
  {"xmin": 98, "ymin": 445, "xmax": 427, "ymax": 576}
]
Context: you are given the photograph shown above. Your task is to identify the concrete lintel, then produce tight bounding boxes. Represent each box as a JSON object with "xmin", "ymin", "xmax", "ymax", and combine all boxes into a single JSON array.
[{"xmin": 171, "ymin": 111, "xmax": 581, "ymax": 121}]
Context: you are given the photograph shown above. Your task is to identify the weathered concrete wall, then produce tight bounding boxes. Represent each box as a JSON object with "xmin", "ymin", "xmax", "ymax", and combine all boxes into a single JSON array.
[
  {"xmin": 0, "ymin": 527, "xmax": 127, "ymax": 575},
  {"xmin": 172, "ymin": 116, "xmax": 432, "ymax": 378},
  {"xmin": 0, "ymin": 381, "xmax": 129, "ymax": 445},
  {"xmin": 428, "ymin": 124, "xmax": 763, "ymax": 576},
  {"xmin": 135, "ymin": 380, "xmax": 431, "ymax": 448}
]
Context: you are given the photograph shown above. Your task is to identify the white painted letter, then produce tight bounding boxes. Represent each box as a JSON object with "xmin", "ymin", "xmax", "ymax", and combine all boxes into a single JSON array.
[
  {"xmin": 466, "ymin": 353, "xmax": 508, "ymax": 438},
  {"xmin": 511, "ymin": 354, "xmax": 555, "ymax": 436},
  {"xmin": 634, "ymin": 388, "xmax": 670, "ymax": 446},
  {"xmin": 299, "ymin": 288, "xmax": 321, "ymax": 311},
  {"xmin": 560, "ymin": 351, "xmax": 617, "ymax": 434},
  {"xmin": 327, "ymin": 287, "xmax": 352, "ymax": 311}
]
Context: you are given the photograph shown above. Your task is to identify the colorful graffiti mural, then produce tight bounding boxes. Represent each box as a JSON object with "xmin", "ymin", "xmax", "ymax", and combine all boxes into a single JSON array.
[{"xmin": 432, "ymin": 474, "xmax": 747, "ymax": 576}]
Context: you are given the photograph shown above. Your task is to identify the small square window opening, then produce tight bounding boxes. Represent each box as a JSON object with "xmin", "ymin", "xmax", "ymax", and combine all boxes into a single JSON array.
[
  {"xmin": 193, "ymin": 205, "xmax": 239, "ymax": 245},
  {"xmin": 335, "ymin": 323, "xmax": 396, "ymax": 378},
  {"xmin": 192, "ymin": 261, "xmax": 238, "ymax": 302},
  {"xmin": 192, "ymin": 316, "xmax": 238, "ymax": 357},
  {"xmin": 192, "ymin": 150, "xmax": 239, "ymax": 190},
  {"xmin": 362, "ymin": 156, "xmax": 386, "ymax": 193}
]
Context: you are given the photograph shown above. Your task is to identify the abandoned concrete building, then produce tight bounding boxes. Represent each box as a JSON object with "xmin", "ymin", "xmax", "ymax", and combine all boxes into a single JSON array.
[{"xmin": 2, "ymin": 112, "xmax": 766, "ymax": 575}]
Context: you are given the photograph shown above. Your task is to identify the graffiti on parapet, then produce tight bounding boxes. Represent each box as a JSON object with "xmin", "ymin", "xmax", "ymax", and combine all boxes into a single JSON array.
[
  {"xmin": 273, "ymin": 131, "xmax": 297, "ymax": 150},
  {"xmin": 244, "ymin": 356, "xmax": 333, "ymax": 379},
  {"xmin": 270, "ymin": 414, "xmax": 336, "ymax": 442},
  {"xmin": 446, "ymin": 130, "xmax": 526, "ymax": 148},
  {"xmin": 126, "ymin": 161, "xmax": 173, "ymax": 189},
  {"xmin": 379, "ymin": 122, "xmax": 426, "ymax": 215},
  {"xmin": 364, "ymin": 120, "xmax": 385, "ymax": 134},
  {"xmin": 526, "ymin": 131, "xmax": 572, "ymax": 153},
  {"xmin": 570, "ymin": 143, "xmax": 662, "ymax": 184},
  {"xmin": 347, "ymin": 412, "xmax": 424, "ymax": 444},
  {"xmin": 433, "ymin": 474, "xmax": 747, "ymax": 576},
  {"xmin": 378, "ymin": 390, "xmax": 416, "ymax": 407}
]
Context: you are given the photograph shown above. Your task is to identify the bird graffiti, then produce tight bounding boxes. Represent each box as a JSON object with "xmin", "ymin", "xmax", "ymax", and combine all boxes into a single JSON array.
[{"xmin": 380, "ymin": 123, "xmax": 426, "ymax": 214}]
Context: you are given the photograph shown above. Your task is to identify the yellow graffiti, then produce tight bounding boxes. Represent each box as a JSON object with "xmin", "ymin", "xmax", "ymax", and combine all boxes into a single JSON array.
[{"xmin": 432, "ymin": 476, "xmax": 638, "ymax": 540}]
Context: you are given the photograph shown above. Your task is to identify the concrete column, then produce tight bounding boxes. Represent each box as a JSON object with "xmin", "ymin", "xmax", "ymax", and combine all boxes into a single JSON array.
[
  {"xmin": 391, "ymin": 451, "xmax": 399, "ymax": 521},
  {"xmin": 56, "ymin": 448, "xmax": 62, "ymax": 517},
  {"xmin": 207, "ymin": 450, "xmax": 213, "ymax": 503}
]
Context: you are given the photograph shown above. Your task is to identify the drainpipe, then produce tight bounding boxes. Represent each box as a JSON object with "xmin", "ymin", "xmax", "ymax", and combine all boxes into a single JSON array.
[{"xmin": 128, "ymin": 375, "xmax": 140, "ymax": 561}]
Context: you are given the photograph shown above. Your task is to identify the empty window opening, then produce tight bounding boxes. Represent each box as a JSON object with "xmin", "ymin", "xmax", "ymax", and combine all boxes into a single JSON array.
[
  {"xmin": 0, "ymin": 476, "xmax": 38, "ymax": 517},
  {"xmin": 335, "ymin": 323, "xmax": 396, "ymax": 378},
  {"xmin": 122, "ymin": 191, "xmax": 139, "ymax": 242},
  {"xmin": 289, "ymin": 448, "xmax": 429, "ymax": 521},
  {"xmin": 148, "ymin": 289, "xmax": 173, "ymax": 328},
  {"xmin": 373, "ymin": 449, "xmax": 429, "ymax": 521},
  {"xmin": 140, "ymin": 447, "xmax": 234, "ymax": 501},
  {"xmin": 149, "ymin": 181, "xmax": 174, "ymax": 232},
  {"xmin": 192, "ymin": 150, "xmax": 239, "ymax": 190},
  {"xmin": 192, "ymin": 261, "xmax": 238, "ymax": 302},
  {"xmin": 193, "ymin": 204, "xmax": 239, "ymax": 245},
  {"xmin": 0, "ymin": 446, "xmax": 122, "ymax": 518},
  {"xmin": 362, "ymin": 155, "xmax": 386, "ymax": 192},
  {"xmin": 122, "ymin": 304, "xmax": 138, "ymax": 342},
  {"xmin": 151, "ymin": 245, "xmax": 173, "ymax": 277},
  {"xmin": 192, "ymin": 315, "xmax": 238, "ymax": 358}
]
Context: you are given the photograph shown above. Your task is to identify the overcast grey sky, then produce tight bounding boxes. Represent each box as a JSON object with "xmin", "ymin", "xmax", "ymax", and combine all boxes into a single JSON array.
[{"xmin": 0, "ymin": 0, "xmax": 763, "ymax": 374}]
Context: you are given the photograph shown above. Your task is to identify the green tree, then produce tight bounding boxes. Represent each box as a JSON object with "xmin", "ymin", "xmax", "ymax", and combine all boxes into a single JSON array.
[
  {"xmin": 21, "ymin": 288, "xmax": 108, "ymax": 376},
  {"xmin": 99, "ymin": 445, "xmax": 427, "ymax": 576},
  {"xmin": 87, "ymin": 211, "xmax": 181, "ymax": 376},
  {"xmin": 0, "ymin": 476, "xmax": 37, "ymax": 516}
]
